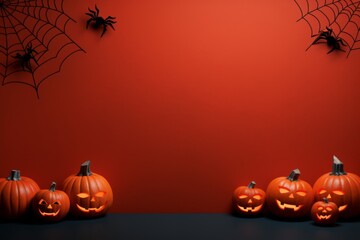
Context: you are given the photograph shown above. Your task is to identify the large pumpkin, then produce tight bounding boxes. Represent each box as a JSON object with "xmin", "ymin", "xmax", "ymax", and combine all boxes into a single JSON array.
[
  {"xmin": 311, "ymin": 197, "xmax": 339, "ymax": 225},
  {"xmin": 0, "ymin": 170, "xmax": 40, "ymax": 220},
  {"xmin": 62, "ymin": 161, "xmax": 113, "ymax": 218},
  {"xmin": 233, "ymin": 181, "xmax": 266, "ymax": 216},
  {"xmin": 313, "ymin": 156, "xmax": 360, "ymax": 219},
  {"xmin": 32, "ymin": 182, "xmax": 70, "ymax": 222},
  {"xmin": 266, "ymin": 169, "xmax": 314, "ymax": 218}
]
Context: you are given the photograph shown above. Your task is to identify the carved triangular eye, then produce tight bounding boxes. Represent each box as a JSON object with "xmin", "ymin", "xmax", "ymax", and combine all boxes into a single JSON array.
[
  {"xmin": 95, "ymin": 191, "xmax": 106, "ymax": 197},
  {"xmin": 319, "ymin": 189, "xmax": 327, "ymax": 194},
  {"xmin": 238, "ymin": 194, "xmax": 248, "ymax": 199},
  {"xmin": 332, "ymin": 190, "xmax": 344, "ymax": 196},
  {"xmin": 279, "ymin": 187, "xmax": 290, "ymax": 193},
  {"xmin": 296, "ymin": 191, "xmax": 307, "ymax": 196},
  {"xmin": 253, "ymin": 194, "xmax": 262, "ymax": 200},
  {"xmin": 77, "ymin": 193, "xmax": 90, "ymax": 198}
]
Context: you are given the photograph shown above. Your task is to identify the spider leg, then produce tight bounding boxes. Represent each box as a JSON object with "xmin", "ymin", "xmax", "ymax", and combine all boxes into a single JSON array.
[
  {"xmin": 31, "ymin": 55, "xmax": 38, "ymax": 65},
  {"xmin": 88, "ymin": 7, "xmax": 97, "ymax": 16},
  {"xmin": 101, "ymin": 25, "xmax": 107, "ymax": 37},
  {"xmin": 105, "ymin": 16, "xmax": 116, "ymax": 21},
  {"xmin": 95, "ymin": 5, "xmax": 100, "ymax": 17},
  {"xmin": 85, "ymin": 13, "xmax": 96, "ymax": 18},
  {"xmin": 327, "ymin": 46, "xmax": 336, "ymax": 54},
  {"xmin": 12, "ymin": 53, "xmax": 21, "ymax": 59},
  {"xmin": 106, "ymin": 22, "xmax": 116, "ymax": 30},
  {"xmin": 26, "ymin": 62, "xmax": 32, "ymax": 72},
  {"xmin": 325, "ymin": 26, "xmax": 333, "ymax": 35},
  {"xmin": 332, "ymin": 41, "xmax": 346, "ymax": 53},
  {"xmin": 86, "ymin": 18, "xmax": 94, "ymax": 29},
  {"xmin": 338, "ymin": 38, "xmax": 347, "ymax": 47},
  {"xmin": 306, "ymin": 36, "xmax": 326, "ymax": 51},
  {"xmin": 22, "ymin": 59, "xmax": 31, "ymax": 72}
]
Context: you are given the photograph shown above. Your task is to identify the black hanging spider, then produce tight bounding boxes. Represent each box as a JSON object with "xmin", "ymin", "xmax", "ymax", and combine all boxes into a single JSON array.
[
  {"xmin": 86, "ymin": 5, "xmax": 116, "ymax": 37},
  {"xmin": 12, "ymin": 42, "xmax": 38, "ymax": 72},
  {"xmin": 307, "ymin": 27, "xmax": 347, "ymax": 54}
]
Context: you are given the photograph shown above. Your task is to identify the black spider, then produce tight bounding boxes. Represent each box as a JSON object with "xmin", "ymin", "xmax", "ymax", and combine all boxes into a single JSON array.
[
  {"xmin": 86, "ymin": 5, "xmax": 116, "ymax": 37},
  {"xmin": 307, "ymin": 27, "xmax": 347, "ymax": 54},
  {"xmin": 12, "ymin": 42, "xmax": 38, "ymax": 72}
]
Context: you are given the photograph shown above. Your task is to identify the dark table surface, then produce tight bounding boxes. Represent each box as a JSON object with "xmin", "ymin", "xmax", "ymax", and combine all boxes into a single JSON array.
[{"xmin": 1, "ymin": 213, "xmax": 359, "ymax": 240}]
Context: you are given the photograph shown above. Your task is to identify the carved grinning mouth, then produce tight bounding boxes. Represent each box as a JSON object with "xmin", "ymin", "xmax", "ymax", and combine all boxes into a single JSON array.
[
  {"xmin": 76, "ymin": 204, "xmax": 105, "ymax": 213},
  {"xmin": 276, "ymin": 200, "xmax": 303, "ymax": 211},
  {"xmin": 338, "ymin": 205, "xmax": 347, "ymax": 212},
  {"xmin": 237, "ymin": 204, "xmax": 263, "ymax": 213},
  {"xmin": 39, "ymin": 209, "xmax": 60, "ymax": 216},
  {"xmin": 316, "ymin": 213, "xmax": 332, "ymax": 220}
]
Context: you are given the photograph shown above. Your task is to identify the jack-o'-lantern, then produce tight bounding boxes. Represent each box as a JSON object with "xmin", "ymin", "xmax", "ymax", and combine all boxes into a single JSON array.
[
  {"xmin": 266, "ymin": 168, "xmax": 314, "ymax": 218},
  {"xmin": 62, "ymin": 161, "xmax": 113, "ymax": 218},
  {"xmin": 311, "ymin": 198, "xmax": 339, "ymax": 225},
  {"xmin": 313, "ymin": 156, "xmax": 360, "ymax": 219},
  {"xmin": 0, "ymin": 170, "xmax": 40, "ymax": 220},
  {"xmin": 32, "ymin": 182, "xmax": 70, "ymax": 222},
  {"xmin": 233, "ymin": 181, "xmax": 265, "ymax": 216}
]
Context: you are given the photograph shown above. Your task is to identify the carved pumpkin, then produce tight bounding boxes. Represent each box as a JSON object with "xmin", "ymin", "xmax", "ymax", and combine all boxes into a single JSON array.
[
  {"xmin": 311, "ymin": 198, "xmax": 339, "ymax": 225},
  {"xmin": 62, "ymin": 161, "xmax": 113, "ymax": 218},
  {"xmin": 0, "ymin": 170, "xmax": 40, "ymax": 220},
  {"xmin": 32, "ymin": 182, "xmax": 70, "ymax": 222},
  {"xmin": 313, "ymin": 156, "xmax": 360, "ymax": 219},
  {"xmin": 266, "ymin": 169, "xmax": 314, "ymax": 218},
  {"xmin": 233, "ymin": 181, "xmax": 265, "ymax": 216}
]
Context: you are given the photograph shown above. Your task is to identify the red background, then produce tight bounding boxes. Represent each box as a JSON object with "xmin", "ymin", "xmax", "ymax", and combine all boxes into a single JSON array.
[{"xmin": 1, "ymin": 0, "xmax": 360, "ymax": 213}]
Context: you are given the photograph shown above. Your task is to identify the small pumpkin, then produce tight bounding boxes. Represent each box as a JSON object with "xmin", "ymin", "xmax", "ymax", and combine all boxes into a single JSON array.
[
  {"xmin": 233, "ymin": 181, "xmax": 266, "ymax": 216},
  {"xmin": 313, "ymin": 156, "xmax": 360, "ymax": 219},
  {"xmin": 32, "ymin": 182, "xmax": 70, "ymax": 222},
  {"xmin": 0, "ymin": 170, "xmax": 40, "ymax": 220},
  {"xmin": 311, "ymin": 198, "xmax": 339, "ymax": 225},
  {"xmin": 62, "ymin": 160, "xmax": 113, "ymax": 218},
  {"xmin": 266, "ymin": 168, "xmax": 314, "ymax": 218}
]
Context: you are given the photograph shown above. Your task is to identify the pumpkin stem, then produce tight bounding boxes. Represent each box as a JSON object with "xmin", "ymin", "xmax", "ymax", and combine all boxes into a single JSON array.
[
  {"xmin": 6, "ymin": 170, "xmax": 21, "ymax": 181},
  {"xmin": 323, "ymin": 197, "xmax": 329, "ymax": 203},
  {"xmin": 331, "ymin": 156, "xmax": 347, "ymax": 176},
  {"xmin": 287, "ymin": 169, "xmax": 300, "ymax": 181},
  {"xmin": 248, "ymin": 181, "xmax": 256, "ymax": 189},
  {"xmin": 49, "ymin": 182, "xmax": 57, "ymax": 192},
  {"xmin": 77, "ymin": 160, "xmax": 93, "ymax": 176}
]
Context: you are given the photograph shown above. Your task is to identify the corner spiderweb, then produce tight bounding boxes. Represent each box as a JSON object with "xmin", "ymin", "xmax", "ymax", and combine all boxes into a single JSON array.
[
  {"xmin": 294, "ymin": 0, "xmax": 360, "ymax": 57},
  {"xmin": 0, "ymin": 0, "xmax": 85, "ymax": 97}
]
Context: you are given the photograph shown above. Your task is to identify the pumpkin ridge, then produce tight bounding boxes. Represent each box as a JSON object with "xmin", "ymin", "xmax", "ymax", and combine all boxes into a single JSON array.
[
  {"xmin": 5, "ymin": 182, "xmax": 13, "ymax": 215},
  {"xmin": 82, "ymin": 175, "xmax": 90, "ymax": 196},
  {"xmin": 16, "ymin": 180, "xmax": 22, "ymax": 215},
  {"xmin": 345, "ymin": 175, "xmax": 358, "ymax": 212},
  {"xmin": 64, "ymin": 174, "xmax": 76, "ymax": 194},
  {"xmin": 93, "ymin": 174, "xmax": 102, "ymax": 196}
]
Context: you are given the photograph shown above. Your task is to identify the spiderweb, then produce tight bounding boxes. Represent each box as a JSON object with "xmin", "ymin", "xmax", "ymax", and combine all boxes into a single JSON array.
[
  {"xmin": 0, "ymin": 0, "xmax": 85, "ymax": 98},
  {"xmin": 294, "ymin": 0, "xmax": 360, "ymax": 57}
]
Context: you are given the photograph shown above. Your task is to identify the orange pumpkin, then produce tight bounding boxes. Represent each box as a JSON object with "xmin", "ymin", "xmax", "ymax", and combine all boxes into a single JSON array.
[
  {"xmin": 233, "ymin": 181, "xmax": 266, "ymax": 216},
  {"xmin": 0, "ymin": 170, "xmax": 40, "ymax": 220},
  {"xmin": 266, "ymin": 168, "xmax": 314, "ymax": 218},
  {"xmin": 62, "ymin": 161, "xmax": 113, "ymax": 218},
  {"xmin": 313, "ymin": 156, "xmax": 360, "ymax": 219},
  {"xmin": 311, "ymin": 198, "xmax": 339, "ymax": 225},
  {"xmin": 32, "ymin": 182, "xmax": 70, "ymax": 222}
]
